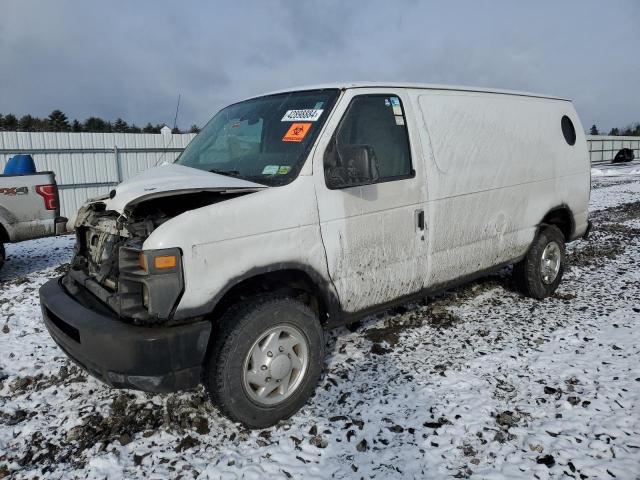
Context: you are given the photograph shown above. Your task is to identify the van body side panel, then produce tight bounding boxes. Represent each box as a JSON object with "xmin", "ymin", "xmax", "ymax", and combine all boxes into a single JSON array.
[
  {"xmin": 414, "ymin": 90, "xmax": 589, "ymax": 286},
  {"xmin": 561, "ymin": 112, "xmax": 590, "ymax": 240},
  {"xmin": 142, "ymin": 175, "xmax": 334, "ymax": 319},
  {"xmin": 138, "ymin": 86, "xmax": 589, "ymax": 322}
]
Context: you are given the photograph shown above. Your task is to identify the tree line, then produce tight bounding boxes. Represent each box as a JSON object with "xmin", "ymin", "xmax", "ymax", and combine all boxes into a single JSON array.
[
  {"xmin": 589, "ymin": 123, "xmax": 640, "ymax": 136},
  {"xmin": 0, "ymin": 110, "xmax": 201, "ymax": 134},
  {"xmin": 2, "ymin": 109, "xmax": 639, "ymax": 138}
]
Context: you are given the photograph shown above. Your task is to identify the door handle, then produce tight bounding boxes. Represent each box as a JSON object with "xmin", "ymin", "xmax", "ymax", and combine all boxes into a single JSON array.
[{"xmin": 416, "ymin": 209, "xmax": 425, "ymax": 231}]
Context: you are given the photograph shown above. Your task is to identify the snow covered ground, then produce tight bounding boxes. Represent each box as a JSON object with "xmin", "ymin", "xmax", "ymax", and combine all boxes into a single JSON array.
[
  {"xmin": 1, "ymin": 171, "xmax": 640, "ymax": 479},
  {"xmin": 591, "ymin": 160, "xmax": 640, "ymax": 177}
]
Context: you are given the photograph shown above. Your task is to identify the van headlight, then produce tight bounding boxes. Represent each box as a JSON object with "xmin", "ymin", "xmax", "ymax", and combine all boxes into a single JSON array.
[{"xmin": 119, "ymin": 247, "xmax": 184, "ymax": 322}]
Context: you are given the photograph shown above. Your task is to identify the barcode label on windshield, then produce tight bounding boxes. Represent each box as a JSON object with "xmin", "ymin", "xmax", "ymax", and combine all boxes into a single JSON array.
[{"xmin": 281, "ymin": 109, "xmax": 323, "ymax": 122}]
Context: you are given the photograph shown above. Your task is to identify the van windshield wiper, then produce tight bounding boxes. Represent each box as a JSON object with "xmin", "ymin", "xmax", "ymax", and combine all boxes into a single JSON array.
[{"xmin": 209, "ymin": 169, "xmax": 241, "ymax": 178}]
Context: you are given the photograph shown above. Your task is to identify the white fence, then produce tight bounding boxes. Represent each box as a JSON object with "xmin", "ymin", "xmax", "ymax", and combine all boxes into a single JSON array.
[
  {"xmin": 0, "ymin": 131, "xmax": 195, "ymax": 218},
  {"xmin": 1, "ymin": 131, "xmax": 638, "ymax": 219},
  {"xmin": 586, "ymin": 135, "xmax": 640, "ymax": 165}
]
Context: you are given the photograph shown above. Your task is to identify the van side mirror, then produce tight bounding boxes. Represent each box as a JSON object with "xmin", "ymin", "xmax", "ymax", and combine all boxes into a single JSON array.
[{"xmin": 325, "ymin": 143, "xmax": 380, "ymax": 189}]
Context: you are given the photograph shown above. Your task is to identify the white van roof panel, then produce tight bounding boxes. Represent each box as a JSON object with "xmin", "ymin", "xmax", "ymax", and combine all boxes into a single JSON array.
[{"xmin": 259, "ymin": 82, "xmax": 569, "ymax": 102}]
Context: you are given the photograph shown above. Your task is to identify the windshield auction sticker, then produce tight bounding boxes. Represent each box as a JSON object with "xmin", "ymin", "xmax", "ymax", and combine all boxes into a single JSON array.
[
  {"xmin": 281, "ymin": 109, "xmax": 323, "ymax": 122},
  {"xmin": 282, "ymin": 123, "xmax": 312, "ymax": 142}
]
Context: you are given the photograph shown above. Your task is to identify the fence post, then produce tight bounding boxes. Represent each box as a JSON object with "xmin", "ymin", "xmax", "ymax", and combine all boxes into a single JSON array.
[{"xmin": 114, "ymin": 145, "xmax": 123, "ymax": 184}]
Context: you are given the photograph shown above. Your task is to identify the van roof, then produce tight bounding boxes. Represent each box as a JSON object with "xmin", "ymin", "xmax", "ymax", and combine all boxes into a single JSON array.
[{"xmin": 260, "ymin": 82, "xmax": 569, "ymax": 102}]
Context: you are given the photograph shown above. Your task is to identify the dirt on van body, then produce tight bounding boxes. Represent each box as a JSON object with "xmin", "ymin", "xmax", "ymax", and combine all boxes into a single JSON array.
[{"xmin": 1, "ymin": 175, "xmax": 640, "ymax": 478}]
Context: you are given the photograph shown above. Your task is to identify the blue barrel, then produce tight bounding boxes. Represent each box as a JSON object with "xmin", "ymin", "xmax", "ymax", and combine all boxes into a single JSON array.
[{"xmin": 4, "ymin": 154, "xmax": 36, "ymax": 175}]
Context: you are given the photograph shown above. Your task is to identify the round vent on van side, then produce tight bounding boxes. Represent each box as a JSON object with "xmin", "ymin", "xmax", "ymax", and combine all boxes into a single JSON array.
[{"xmin": 561, "ymin": 115, "xmax": 576, "ymax": 146}]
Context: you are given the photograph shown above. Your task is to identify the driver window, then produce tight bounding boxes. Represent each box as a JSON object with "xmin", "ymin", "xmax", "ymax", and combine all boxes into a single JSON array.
[{"xmin": 332, "ymin": 94, "xmax": 412, "ymax": 181}]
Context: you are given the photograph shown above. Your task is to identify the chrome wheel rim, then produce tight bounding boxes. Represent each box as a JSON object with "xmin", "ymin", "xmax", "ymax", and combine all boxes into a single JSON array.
[
  {"xmin": 540, "ymin": 241, "xmax": 561, "ymax": 284},
  {"xmin": 242, "ymin": 324, "xmax": 309, "ymax": 406}
]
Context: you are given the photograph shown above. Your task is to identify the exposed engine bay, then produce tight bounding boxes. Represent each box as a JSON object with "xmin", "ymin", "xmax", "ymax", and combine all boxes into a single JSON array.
[{"xmin": 66, "ymin": 190, "xmax": 251, "ymax": 324}]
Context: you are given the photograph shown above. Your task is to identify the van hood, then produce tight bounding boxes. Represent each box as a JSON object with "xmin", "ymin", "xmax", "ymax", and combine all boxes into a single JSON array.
[{"xmin": 97, "ymin": 163, "xmax": 267, "ymax": 213}]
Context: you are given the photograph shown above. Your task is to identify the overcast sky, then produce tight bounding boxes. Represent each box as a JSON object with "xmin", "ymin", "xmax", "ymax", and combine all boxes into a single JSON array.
[{"xmin": 2, "ymin": 1, "xmax": 639, "ymax": 131}]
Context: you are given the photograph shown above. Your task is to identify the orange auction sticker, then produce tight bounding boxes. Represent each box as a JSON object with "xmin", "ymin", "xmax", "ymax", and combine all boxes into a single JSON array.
[{"xmin": 282, "ymin": 123, "xmax": 311, "ymax": 142}]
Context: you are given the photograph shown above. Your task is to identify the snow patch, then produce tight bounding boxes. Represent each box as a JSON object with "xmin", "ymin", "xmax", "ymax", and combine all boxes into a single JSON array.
[{"xmin": 1, "ymin": 179, "xmax": 640, "ymax": 478}]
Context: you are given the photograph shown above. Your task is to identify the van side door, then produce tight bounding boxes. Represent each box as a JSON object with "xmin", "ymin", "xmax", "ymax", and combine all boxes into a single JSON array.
[{"xmin": 313, "ymin": 89, "xmax": 427, "ymax": 314}]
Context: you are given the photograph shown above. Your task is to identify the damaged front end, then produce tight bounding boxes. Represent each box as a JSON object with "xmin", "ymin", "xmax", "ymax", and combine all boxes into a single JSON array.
[
  {"xmin": 64, "ymin": 188, "xmax": 255, "ymax": 324},
  {"xmin": 64, "ymin": 200, "xmax": 184, "ymax": 324},
  {"xmin": 59, "ymin": 161, "xmax": 267, "ymax": 325}
]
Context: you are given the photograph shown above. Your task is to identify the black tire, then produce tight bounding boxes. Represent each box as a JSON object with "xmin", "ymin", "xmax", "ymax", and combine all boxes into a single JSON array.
[
  {"xmin": 203, "ymin": 296, "xmax": 324, "ymax": 428},
  {"xmin": 0, "ymin": 243, "xmax": 5, "ymax": 271},
  {"xmin": 513, "ymin": 225, "xmax": 565, "ymax": 299},
  {"xmin": 612, "ymin": 148, "xmax": 634, "ymax": 164}
]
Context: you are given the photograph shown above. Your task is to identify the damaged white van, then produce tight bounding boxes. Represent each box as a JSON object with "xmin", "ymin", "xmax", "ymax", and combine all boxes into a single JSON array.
[{"xmin": 40, "ymin": 83, "xmax": 591, "ymax": 428}]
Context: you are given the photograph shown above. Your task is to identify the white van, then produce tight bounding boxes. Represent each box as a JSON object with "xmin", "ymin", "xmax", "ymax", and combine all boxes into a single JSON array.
[{"xmin": 40, "ymin": 83, "xmax": 591, "ymax": 428}]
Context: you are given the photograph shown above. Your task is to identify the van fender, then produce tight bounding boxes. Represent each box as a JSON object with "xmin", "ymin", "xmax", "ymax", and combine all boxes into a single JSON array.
[
  {"xmin": 174, "ymin": 262, "xmax": 342, "ymax": 325},
  {"xmin": 536, "ymin": 204, "xmax": 576, "ymax": 241}
]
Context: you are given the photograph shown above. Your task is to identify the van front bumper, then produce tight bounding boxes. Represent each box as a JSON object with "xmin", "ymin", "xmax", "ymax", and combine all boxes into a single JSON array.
[{"xmin": 39, "ymin": 277, "xmax": 211, "ymax": 393}]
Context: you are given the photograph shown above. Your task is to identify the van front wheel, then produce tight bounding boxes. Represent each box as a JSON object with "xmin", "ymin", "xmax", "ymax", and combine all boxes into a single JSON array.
[
  {"xmin": 203, "ymin": 296, "xmax": 324, "ymax": 428},
  {"xmin": 513, "ymin": 225, "xmax": 565, "ymax": 299}
]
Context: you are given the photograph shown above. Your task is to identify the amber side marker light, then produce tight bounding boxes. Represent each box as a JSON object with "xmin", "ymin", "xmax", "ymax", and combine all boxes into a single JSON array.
[{"xmin": 154, "ymin": 255, "xmax": 177, "ymax": 269}]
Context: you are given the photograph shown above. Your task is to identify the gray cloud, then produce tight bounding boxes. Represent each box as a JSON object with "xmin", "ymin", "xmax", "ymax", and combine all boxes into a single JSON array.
[{"xmin": 2, "ymin": 0, "xmax": 639, "ymax": 131}]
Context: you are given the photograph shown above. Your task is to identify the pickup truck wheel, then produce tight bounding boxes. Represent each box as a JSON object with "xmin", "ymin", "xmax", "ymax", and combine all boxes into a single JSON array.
[
  {"xmin": 0, "ymin": 243, "xmax": 5, "ymax": 271},
  {"xmin": 513, "ymin": 225, "xmax": 565, "ymax": 299},
  {"xmin": 203, "ymin": 296, "xmax": 324, "ymax": 428}
]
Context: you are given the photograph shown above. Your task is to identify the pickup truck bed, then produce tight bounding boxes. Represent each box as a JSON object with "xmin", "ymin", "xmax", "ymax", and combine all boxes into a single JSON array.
[{"xmin": 0, "ymin": 171, "xmax": 67, "ymax": 269}]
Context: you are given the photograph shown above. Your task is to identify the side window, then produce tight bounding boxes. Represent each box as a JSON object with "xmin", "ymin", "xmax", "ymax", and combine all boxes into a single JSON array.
[
  {"xmin": 561, "ymin": 115, "xmax": 576, "ymax": 146},
  {"xmin": 325, "ymin": 94, "xmax": 413, "ymax": 188}
]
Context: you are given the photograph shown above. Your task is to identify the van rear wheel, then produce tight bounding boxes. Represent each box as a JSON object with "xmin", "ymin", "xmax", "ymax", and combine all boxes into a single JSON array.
[
  {"xmin": 0, "ymin": 243, "xmax": 5, "ymax": 271},
  {"xmin": 513, "ymin": 225, "xmax": 565, "ymax": 299},
  {"xmin": 203, "ymin": 296, "xmax": 324, "ymax": 428}
]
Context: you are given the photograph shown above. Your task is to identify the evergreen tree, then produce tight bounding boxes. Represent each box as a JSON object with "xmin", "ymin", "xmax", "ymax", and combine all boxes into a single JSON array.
[
  {"xmin": 48, "ymin": 110, "xmax": 70, "ymax": 131},
  {"xmin": 113, "ymin": 118, "xmax": 129, "ymax": 133},
  {"xmin": 84, "ymin": 116, "xmax": 109, "ymax": 132},
  {"xmin": 2, "ymin": 113, "xmax": 18, "ymax": 131},
  {"xmin": 621, "ymin": 123, "xmax": 640, "ymax": 136},
  {"xmin": 1, "ymin": 112, "xmax": 196, "ymax": 134},
  {"xmin": 18, "ymin": 115, "xmax": 36, "ymax": 131},
  {"xmin": 589, "ymin": 125, "xmax": 599, "ymax": 135},
  {"xmin": 609, "ymin": 127, "xmax": 620, "ymax": 136},
  {"xmin": 33, "ymin": 117, "xmax": 49, "ymax": 132}
]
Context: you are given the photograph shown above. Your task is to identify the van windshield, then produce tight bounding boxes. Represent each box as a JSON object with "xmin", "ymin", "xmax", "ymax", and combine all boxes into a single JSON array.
[{"xmin": 176, "ymin": 89, "xmax": 340, "ymax": 186}]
